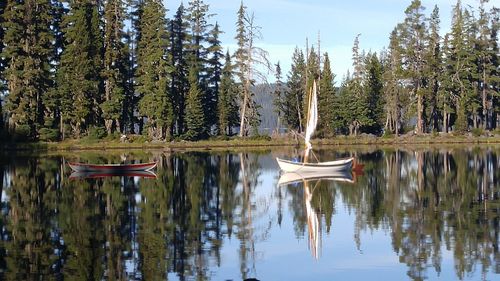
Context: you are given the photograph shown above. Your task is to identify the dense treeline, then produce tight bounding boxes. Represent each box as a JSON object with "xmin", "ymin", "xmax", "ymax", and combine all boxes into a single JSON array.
[
  {"xmin": 276, "ymin": 0, "xmax": 499, "ymax": 137},
  {"xmin": 0, "ymin": 0, "xmax": 498, "ymax": 142}
]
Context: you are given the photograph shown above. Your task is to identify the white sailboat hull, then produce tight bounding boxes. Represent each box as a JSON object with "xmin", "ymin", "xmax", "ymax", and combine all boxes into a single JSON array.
[
  {"xmin": 278, "ymin": 170, "xmax": 354, "ymax": 185},
  {"xmin": 276, "ymin": 157, "xmax": 354, "ymax": 173}
]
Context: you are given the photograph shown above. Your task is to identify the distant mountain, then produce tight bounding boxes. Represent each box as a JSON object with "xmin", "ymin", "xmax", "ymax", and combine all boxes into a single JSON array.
[{"xmin": 253, "ymin": 84, "xmax": 279, "ymax": 135}]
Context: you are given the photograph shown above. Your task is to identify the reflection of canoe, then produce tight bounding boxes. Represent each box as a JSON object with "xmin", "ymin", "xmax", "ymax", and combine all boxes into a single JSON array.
[
  {"xmin": 68, "ymin": 161, "xmax": 157, "ymax": 172},
  {"xmin": 69, "ymin": 170, "xmax": 157, "ymax": 179},
  {"xmin": 278, "ymin": 170, "xmax": 354, "ymax": 186},
  {"xmin": 276, "ymin": 157, "xmax": 354, "ymax": 173}
]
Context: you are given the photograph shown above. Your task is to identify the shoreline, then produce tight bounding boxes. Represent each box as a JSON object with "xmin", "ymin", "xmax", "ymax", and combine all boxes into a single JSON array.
[{"xmin": 2, "ymin": 134, "xmax": 500, "ymax": 152}]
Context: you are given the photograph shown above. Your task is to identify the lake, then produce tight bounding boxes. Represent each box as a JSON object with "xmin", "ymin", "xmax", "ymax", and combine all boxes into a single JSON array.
[{"xmin": 0, "ymin": 145, "xmax": 499, "ymax": 281}]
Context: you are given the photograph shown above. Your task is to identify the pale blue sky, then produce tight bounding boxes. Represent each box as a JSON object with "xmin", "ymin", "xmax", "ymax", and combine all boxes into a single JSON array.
[{"xmin": 165, "ymin": 0, "xmax": 496, "ymax": 82}]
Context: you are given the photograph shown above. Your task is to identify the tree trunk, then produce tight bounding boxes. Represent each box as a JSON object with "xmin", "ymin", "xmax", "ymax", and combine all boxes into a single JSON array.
[
  {"xmin": 482, "ymin": 66, "xmax": 488, "ymax": 130},
  {"xmin": 417, "ymin": 89, "xmax": 423, "ymax": 134},
  {"xmin": 443, "ymin": 107, "xmax": 447, "ymax": 133},
  {"xmin": 239, "ymin": 93, "xmax": 248, "ymax": 137}
]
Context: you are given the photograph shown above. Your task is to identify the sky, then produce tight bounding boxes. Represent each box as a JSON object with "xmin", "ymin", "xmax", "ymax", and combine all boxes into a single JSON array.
[{"xmin": 164, "ymin": 0, "xmax": 496, "ymax": 83}]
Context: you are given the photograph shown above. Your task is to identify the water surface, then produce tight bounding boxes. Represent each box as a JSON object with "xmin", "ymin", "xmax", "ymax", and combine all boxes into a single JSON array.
[{"xmin": 0, "ymin": 146, "xmax": 498, "ymax": 280}]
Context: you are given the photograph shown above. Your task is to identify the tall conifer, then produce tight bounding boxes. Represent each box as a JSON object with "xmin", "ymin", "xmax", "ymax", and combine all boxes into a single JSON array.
[
  {"xmin": 57, "ymin": 0, "xmax": 103, "ymax": 138},
  {"xmin": 284, "ymin": 47, "xmax": 306, "ymax": 131},
  {"xmin": 102, "ymin": 0, "xmax": 128, "ymax": 135},
  {"xmin": 318, "ymin": 53, "xmax": 336, "ymax": 137},
  {"xmin": 136, "ymin": 0, "xmax": 173, "ymax": 140},
  {"xmin": 185, "ymin": 63, "xmax": 205, "ymax": 140},
  {"xmin": 170, "ymin": 4, "xmax": 189, "ymax": 136},
  {"xmin": 217, "ymin": 51, "xmax": 238, "ymax": 136},
  {"xmin": 2, "ymin": 0, "xmax": 54, "ymax": 139}
]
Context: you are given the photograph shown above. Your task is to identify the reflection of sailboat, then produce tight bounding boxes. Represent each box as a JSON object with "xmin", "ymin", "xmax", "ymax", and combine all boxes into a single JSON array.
[
  {"xmin": 69, "ymin": 170, "xmax": 157, "ymax": 179},
  {"xmin": 276, "ymin": 81, "xmax": 354, "ymax": 172},
  {"xmin": 304, "ymin": 182, "xmax": 320, "ymax": 260},
  {"xmin": 278, "ymin": 170, "xmax": 354, "ymax": 186}
]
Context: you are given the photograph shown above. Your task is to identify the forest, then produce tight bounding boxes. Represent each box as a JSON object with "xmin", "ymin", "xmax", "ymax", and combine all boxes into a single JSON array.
[{"xmin": 0, "ymin": 0, "xmax": 498, "ymax": 142}]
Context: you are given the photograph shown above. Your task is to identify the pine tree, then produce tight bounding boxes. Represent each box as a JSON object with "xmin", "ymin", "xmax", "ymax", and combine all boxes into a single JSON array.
[
  {"xmin": 136, "ymin": 0, "xmax": 173, "ymax": 140},
  {"xmin": 40, "ymin": 0, "xmax": 66, "ymax": 141},
  {"xmin": 476, "ymin": 0, "xmax": 496, "ymax": 129},
  {"xmin": 2, "ymin": 0, "xmax": 54, "ymax": 139},
  {"xmin": 490, "ymin": 7, "xmax": 499, "ymax": 129},
  {"xmin": 318, "ymin": 53, "xmax": 336, "ymax": 137},
  {"xmin": 383, "ymin": 28, "xmax": 404, "ymax": 136},
  {"xmin": 57, "ymin": 0, "xmax": 103, "ymax": 138},
  {"xmin": 185, "ymin": 63, "xmax": 206, "ymax": 140},
  {"xmin": 447, "ymin": 0, "xmax": 473, "ymax": 132},
  {"xmin": 284, "ymin": 47, "xmax": 306, "ymax": 131},
  {"xmin": 423, "ymin": 5, "xmax": 441, "ymax": 132},
  {"xmin": 401, "ymin": 0, "xmax": 427, "ymax": 134},
  {"xmin": 363, "ymin": 52, "xmax": 384, "ymax": 134},
  {"xmin": 206, "ymin": 22, "xmax": 223, "ymax": 133},
  {"xmin": 102, "ymin": 0, "xmax": 128, "ymax": 135},
  {"xmin": 170, "ymin": 3, "xmax": 190, "ymax": 136},
  {"xmin": 217, "ymin": 51, "xmax": 238, "ymax": 136}
]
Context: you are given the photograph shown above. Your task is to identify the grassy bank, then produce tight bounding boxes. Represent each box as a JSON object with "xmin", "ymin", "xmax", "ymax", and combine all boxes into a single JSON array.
[{"xmin": 2, "ymin": 133, "xmax": 500, "ymax": 152}]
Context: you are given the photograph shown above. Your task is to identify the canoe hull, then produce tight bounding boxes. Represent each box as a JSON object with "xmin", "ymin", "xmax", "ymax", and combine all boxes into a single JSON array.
[
  {"xmin": 276, "ymin": 157, "xmax": 353, "ymax": 173},
  {"xmin": 69, "ymin": 170, "xmax": 157, "ymax": 179},
  {"xmin": 278, "ymin": 170, "xmax": 354, "ymax": 186},
  {"xmin": 68, "ymin": 162, "xmax": 157, "ymax": 172}
]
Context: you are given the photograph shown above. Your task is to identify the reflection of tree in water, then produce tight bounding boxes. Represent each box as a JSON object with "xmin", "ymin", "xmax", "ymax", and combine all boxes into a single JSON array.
[
  {"xmin": 350, "ymin": 148, "xmax": 500, "ymax": 280},
  {"xmin": 2, "ymin": 158, "xmax": 59, "ymax": 280},
  {"xmin": 0, "ymin": 148, "xmax": 498, "ymax": 280}
]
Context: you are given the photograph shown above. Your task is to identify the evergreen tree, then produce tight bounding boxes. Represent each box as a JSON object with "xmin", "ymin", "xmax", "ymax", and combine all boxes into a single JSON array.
[
  {"xmin": 206, "ymin": 22, "xmax": 223, "ymax": 133},
  {"xmin": 57, "ymin": 0, "xmax": 103, "ymax": 138},
  {"xmin": 284, "ymin": 47, "xmax": 306, "ymax": 131},
  {"xmin": 447, "ymin": 0, "xmax": 474, "ymax": 132},
  {"xmin": 136, "ymin": 0, "xmax": 173, "ymax": 140},
  {"xmin": 318, "ymin": 53, "xmax": 336, "ymax": 137},
  {"xmin": 185, "ymin": 63, "xmax": 206, "ymax": 140},
  {"xmin": 40, "ymin": 0, "xmax": 66, "ymax": 141},
  {"xmin": 400, "ymin": 0, "xmax": 427, "ymax": 134},
  {"xmin": 382, "ymin": 28, "xmax": 404, "ymax": 136},
  {"xmin": 363, "ymin": 52, "xmax": 384, "ymax": 134},
  {"xmin": 102, "ymin": 0, "xmax": 128, "ymax": 135},
  {"xmin": 490, "ymin": 7, "xmax": 499, "ymax": 129},
  {"xmin": 424, "ymin": 5, "xmax": 441, "ymax": 132},
  {"xmin": 217, "ymin": 51, "xmax": 238, "ymax": 136},
  {"xmin": 2, "ymin": 0, "xmax": 54, "ymax": 139},
  {"xmin": 476, "ymin": 0, "xmax": 496, "ymax": 129},
  {"xmin": 170, "ymin": 3, "xmax": 190, "ymax": 136}
]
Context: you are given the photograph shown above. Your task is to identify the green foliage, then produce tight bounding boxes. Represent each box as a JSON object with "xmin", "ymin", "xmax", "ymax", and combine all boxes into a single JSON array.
[
  {"xmin": 284, "ymin": 47, "xmax": 306, "ymax": 131},
  {"xmin": 102, "ymin": 0, "xmax": 128, "ymax": 135},
  {"xmin": 39, "ymin": 128, "xmax": 60, "ymax": 142},
  {"xmin": 2, "ymin": 0, "xmax": 53, "ymax": 139},
  {"xmin": 87, "ymin": 126, "xmax": 107, "ymax": 140},
  {"xmin": 184, "ymin": 63, "xmax": 206, "ymax": 140},
  {"xmin": 57, "ymin": 0, "xmax": 103, "ymax": 138},
  {"xmin": 471, "ymin": 127, "xmax": 483, "ymax": 137},
  {"xmin": 136, "ymin": 0, "xmax": 173, "ymax": 140},
  {"xmin": 318, "ymin": 53, "xmax": 336, "ymax": 137},
  {"xmin": 217, "ymin": 51, "xmax": 239, "ymax": 136}
]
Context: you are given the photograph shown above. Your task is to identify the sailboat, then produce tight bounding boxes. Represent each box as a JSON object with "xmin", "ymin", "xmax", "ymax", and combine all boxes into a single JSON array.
[{"xmin": 276, "ymin": 80, "xmax": 354, "ymax": 173}]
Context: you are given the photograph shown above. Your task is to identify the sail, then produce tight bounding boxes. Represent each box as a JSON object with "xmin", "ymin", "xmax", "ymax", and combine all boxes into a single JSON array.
[{"xmin": 304, "ymin": 80, "xmax": 318, "ymax": 151}]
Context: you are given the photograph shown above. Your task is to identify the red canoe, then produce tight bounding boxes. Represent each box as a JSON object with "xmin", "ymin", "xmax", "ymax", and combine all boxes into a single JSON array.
[
  {"xmin": 69, "ymin": 170, "xmax": 157, "ymax": 179},
  {"xmin": 68, "ymin": 161, "xmax": 157, "ymax": 172}
]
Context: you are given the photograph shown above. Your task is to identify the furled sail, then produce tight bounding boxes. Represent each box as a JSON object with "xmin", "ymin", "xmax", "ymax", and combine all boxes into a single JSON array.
[{"xmin": 304, "ymin": 80, "xmax": 318, "ymax": 152}]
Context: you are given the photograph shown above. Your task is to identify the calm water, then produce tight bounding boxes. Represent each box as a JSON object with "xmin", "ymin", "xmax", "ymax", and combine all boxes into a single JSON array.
[{"xmin": 0, "ymin": 146, "xmax": 499, "ymax": 281}]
